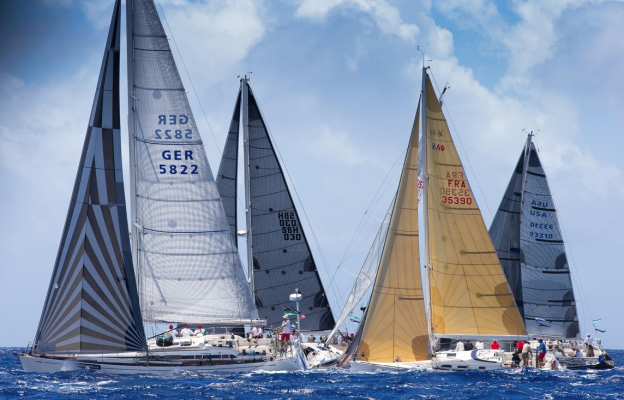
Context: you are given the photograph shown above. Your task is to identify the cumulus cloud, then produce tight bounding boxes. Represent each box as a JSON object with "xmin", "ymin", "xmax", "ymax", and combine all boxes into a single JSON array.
[{"xmin": 295, "ymin": 0, "xmax": 420, "ymax": 42}]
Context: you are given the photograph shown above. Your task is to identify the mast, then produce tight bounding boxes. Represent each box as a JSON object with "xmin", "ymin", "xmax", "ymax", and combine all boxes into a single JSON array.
[
  {"xmin": 420, "ymin": 64, "xmax": 434, "ymax": 354},
  {"xmin": 241, "ymin": 77, "xmax": 254, "ymax": 295}
]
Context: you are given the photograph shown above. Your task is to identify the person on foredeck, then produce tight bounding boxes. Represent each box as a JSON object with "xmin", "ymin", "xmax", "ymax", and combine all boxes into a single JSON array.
[
  {"xmin": 455, "ymin": 339, "xmax": 465, "ymax": 352},
  {"xmin": 278, "ymin": 315, "xmax": 291, "ymax": 348}
]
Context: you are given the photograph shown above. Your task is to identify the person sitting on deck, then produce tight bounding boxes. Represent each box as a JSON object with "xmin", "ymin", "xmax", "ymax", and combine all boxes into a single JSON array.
[
  {"xmin": 464, "ymin": 340, "xmax": 474, "ymax": 351},
  {"xmin": 169, "ymin": 325, "xmax": 178, "ymax": 338},
  {"xmin": 490, "ymin": 340, "xmax": 500, "ymax": 350},
  {"xmin": 455, "ymin": 339, "xmax": 464, "ymax": 352},
  {"xmin": 575, "ymin": 347, "xmax": 583, "ymax": 358},
  {"xmin": 247, "ymin": 323, "xmax": 263, "ymax": 344},
  {"xmin": 180, "ymin": 324, "xmax": 193, "ymax": 337},
  {"xmin": 474, "ymin": 339, "xmax": 484, "ymax": 350},
  {"xmin": 194, "ymin": 325, "xmax": 204, "ymax": 336}
]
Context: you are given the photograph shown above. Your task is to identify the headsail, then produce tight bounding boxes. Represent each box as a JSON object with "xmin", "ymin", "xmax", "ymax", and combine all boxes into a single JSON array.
[
  {"xmin": 422, "ymin": 71, "xmax": 526, "ymax": 337},
  {"xmin": 216, "ymin": 90, "xmax": 242, "ymax": 246},
  {"xmin": 326, "ymin": 197, "xmax": 394, "ymax": 344},
  {"xmin": 127, "ymin": 0, "xmax": 256, "ymax": 324},
  {"xmin": 242, "ymin": 80, "xmax": 335, "ymax": 330},
  {"xmin": 358, "ymin": 101, "xmax": 430, "ymax": 363},
  {"xmin": 34, "ymin": 0, "xmax": 146, "ymax": 354},
  {"xmin": 489, "ymin": 135, "xmax": 580, "ymax": 338}
]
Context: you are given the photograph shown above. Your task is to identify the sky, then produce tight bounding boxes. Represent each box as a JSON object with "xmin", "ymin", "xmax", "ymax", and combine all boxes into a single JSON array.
[{"xmin": 1, "ymin": 0, "xmax": 623, "ymax": 349}]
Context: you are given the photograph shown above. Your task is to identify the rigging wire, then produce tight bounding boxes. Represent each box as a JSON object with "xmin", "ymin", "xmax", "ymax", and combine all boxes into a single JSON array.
[{"xmin": 429, "ymin": 70, "xmax": 494, "ymax": 219}]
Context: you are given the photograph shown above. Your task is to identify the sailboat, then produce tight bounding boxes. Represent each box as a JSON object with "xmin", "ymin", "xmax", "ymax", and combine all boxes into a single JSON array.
[
  {"xmin": 18, "ymin": 0, "xmax": 305, "ymax": 374},
  {"xmin": 215, "ymin": 78, "xmax": 339, "ymax": 366},
  {"xmin": 489, "ymin": 133, "xmax": 615, "ymax": 370},
  {"xmin": 328, "ymin": 64, "xmax": 528, "ymax": 371}
]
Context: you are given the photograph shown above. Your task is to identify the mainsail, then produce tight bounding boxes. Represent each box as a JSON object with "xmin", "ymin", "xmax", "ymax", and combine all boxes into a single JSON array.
[
  {"xmin": 489, "ymin": 135, "xmax": 580, "ymax": 338},
  {"xmin": 358, "ymin": 101, "xmax": 430, "ymax": 362},
  {"xmin": 235, "ymin": 79, "xmax": 335, "ymax": 330},
  {"xmin": 127, "ymin": 0, "xmax": 256, "ymax": 324},
  {"xmin": 34, "ymin": 0, "xmax": 146, "ymax": 354},
  {"xmin": 215, "ymin": 89, "xmax": 242, "ymax": 246},
  {"xmin": 422, "ymin": 70, "xmax": 526, "ymax": 337}
]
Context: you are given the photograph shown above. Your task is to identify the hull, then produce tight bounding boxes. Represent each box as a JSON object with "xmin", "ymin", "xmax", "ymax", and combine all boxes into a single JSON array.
[
  {"xmin": 432, "ymin": 350, "xmax": 508, "ymax": 371},
  {"xmin": 350, "ymin": 360, "xmax": 432, "ymax": 372},
  {"xmin": 19, "ymin": 353, "xmax": 302, "ymax": 374}
]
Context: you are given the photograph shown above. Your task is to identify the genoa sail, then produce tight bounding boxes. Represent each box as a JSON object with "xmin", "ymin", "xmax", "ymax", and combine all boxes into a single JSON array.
[
  {"xmin": 241, "ymin": 80, "xmax": 335, "ymax": 330},
  {"xmin": 127, "ymin": 0, "xmax": 256, "ymax": 324},
  {"xmin": 489, "ymin": 135, "xmax": 580, "ymax": 338},
  {"xmin": 422, "ymin": 71, "xmax": 526, "ymax": 338},
  {"xmin": 215, "ymin": 89, "xmax": 242, "ymax": 247},
  {"xmin": 34, "ymin": 0, "xmax": 146, "ymax": 354},
  {"xmin": 358, "ymin": 102, "xmax": 430, "ymax": 363}
]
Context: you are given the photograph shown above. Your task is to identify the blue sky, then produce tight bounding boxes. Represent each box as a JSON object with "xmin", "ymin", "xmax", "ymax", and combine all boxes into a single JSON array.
[{"xmin": 1, "ymin": 0, "xmax": 623, "ymax": 348}]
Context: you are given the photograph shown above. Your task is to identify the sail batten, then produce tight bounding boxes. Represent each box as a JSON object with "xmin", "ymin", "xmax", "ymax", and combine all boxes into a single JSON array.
[
  {"xmin": 34, "ymin": 0, "xmax": 146, "ymax": 354},
  {"xmin": 127, "ymin": 0, "xmax": 256, "ymax": 324}
]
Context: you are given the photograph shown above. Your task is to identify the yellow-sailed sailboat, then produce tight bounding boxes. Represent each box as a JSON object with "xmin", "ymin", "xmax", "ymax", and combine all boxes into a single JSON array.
[{"xmin": 329, "ymin": 64, "xmax": 527, "ymax": 371}]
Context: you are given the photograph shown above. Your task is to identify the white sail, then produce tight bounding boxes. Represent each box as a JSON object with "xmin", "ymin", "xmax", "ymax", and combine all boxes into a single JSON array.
[
  {"xmin": 127, "ymin": 0, "xmax": 256, "ymax": 323},
  {"xmin": 326, "ymin": 198, "xmax": 394, "ymax": 344}
]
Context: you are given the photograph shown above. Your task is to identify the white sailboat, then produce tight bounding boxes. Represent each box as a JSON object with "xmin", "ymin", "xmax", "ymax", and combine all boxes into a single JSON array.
[
  {"xmin": 18, "ymin": 0, "xmax": 305, "ymax": 374},
  {"xmin": 328, "ymin": 64, "xmax": 528, "ymax": 371}
]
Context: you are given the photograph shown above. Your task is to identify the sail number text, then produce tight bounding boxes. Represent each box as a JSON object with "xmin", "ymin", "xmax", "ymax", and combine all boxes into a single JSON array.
[
  {"xmin": 440, "ymin": 175, "xmax": 472, "ymax": 205},
  {"xmin": 155, "ymin": 114, "xmax": 192, "ymax": 140},
  {"xmin": 159, "ymin": 150, "xmax": 198, "ymax": 175},
  {"xmin": 278, "ymin": 212, "xmax": 301, "ymax": 241}
]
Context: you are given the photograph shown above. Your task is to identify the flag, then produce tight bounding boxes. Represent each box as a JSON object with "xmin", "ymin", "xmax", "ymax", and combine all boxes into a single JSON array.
[
  {"xmin": 596, "ymin": 328, "xmax": 606, "ymax": 333},
  {"xmin": 282, "ymin": 306, "xmax": 300, "ymax": 315},
  {"xmin": 349, "ymin": 313, "xmax": 361, "ymax": 323},
  {"xmin": 592, "ymin": 318, "xmax": 602, "ymax": 323},
  {"xmin": 535, "ymin": 318, "xmax": 550, "ymax": 327},
  {"xmin": 300, "ymin": 314, "xmax": 306, "ymax": 319}
]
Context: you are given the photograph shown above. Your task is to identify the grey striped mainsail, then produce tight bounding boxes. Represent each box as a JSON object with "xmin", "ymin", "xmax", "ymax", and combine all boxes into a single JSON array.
[
  {"xmin": 490, "ymin": 135, "xmax": 580, "ymax": 338},
  {"xmin": 216, "ymin": 89, "xmax": 242, "ymax": 246},
  {"xmin": 34, "ymin": 0, "xmax": 146, "ymax": 354},
  {"xmin": 127, "ymin": 0, "xmax": 256, "ymax": 324},
  {"xmin": 243, "ymin": 80, "xmax": 335, "ymax": 330}
]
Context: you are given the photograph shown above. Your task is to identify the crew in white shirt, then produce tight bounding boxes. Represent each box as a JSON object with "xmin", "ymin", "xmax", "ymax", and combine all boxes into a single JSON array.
[
  {"xmin": 455, "ymin": 339, "xmax": 465, "ymax": 352},
  {"xmin": 168, "ymin": 324, "xmax": 178, "ymax": 338},
  {"xmin": 180, "ymin": 324, "xmax": 193, "ymax": 337},
  {"xmin": 475, "ymin": 339, "xmax": 484, "ymax": 350},
  {"xmin": 248, "ymin": 324, "xmax": 263, "ymax": 344},
  {"xmin": 194, "ymin": 325, "xmax": 204, "ymax": 336}
]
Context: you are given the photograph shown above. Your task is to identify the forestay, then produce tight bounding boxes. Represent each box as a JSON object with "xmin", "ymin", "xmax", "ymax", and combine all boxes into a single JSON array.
[
  {"xmin": 489, "ymin": 136, "xmax": 580, "ymax": 338},
  {"xmin": 34, "ymin": 0, "xmax": 146, "ymax": 354},
  {"xmin": 243, "ymin": 81, "xmax": 335, "ymax": 330},
  {"xmin": 422, "ymin": 73, "xmax": 526, "ymax": 337},
  {"xmin": 127, "ymin": 0, "xmax": 256, "ymax": 324}
]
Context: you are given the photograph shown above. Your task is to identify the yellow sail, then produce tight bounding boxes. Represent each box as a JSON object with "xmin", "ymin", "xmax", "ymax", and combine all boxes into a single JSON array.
[
  {"xmin": 424, "ymin": 74, "xmax": 526, "ymax": 337},
  {"xmin": 358, "ymin": 102, "xmax": 430, "ymax": 362}
]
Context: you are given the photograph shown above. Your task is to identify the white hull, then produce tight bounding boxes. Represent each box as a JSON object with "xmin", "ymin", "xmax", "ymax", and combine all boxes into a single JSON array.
[
  {"xmin": 19, "ymin": 353, "xmax": 302, "ymax": 374},
  {"xmin": 432, "ymin": 349, "xmax": 508, "ymax": 371},
  {"xmin": 350, "ymin": 360, "xmax": 432, "ymax": 371}
]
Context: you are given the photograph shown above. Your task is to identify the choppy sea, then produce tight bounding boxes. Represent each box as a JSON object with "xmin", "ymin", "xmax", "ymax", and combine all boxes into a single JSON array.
[{"xmin": 1, "ymin": 348, "xmax": 622, "ymax": 399}]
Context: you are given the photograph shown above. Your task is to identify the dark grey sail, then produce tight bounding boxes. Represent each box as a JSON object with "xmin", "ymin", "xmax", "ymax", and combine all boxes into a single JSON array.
[
  {"xmin": 33, "ymin": 0, "xmax": 146, "ymax": 354},
  {"xmin": 216, "ymin": 89, "xmax": 242, "ymax": 246},
  {"xmin": 242, "ymin": 80, "xmax": 335, "ymax": 330},
  {"xmin": 490, "ymin": 135, "xmax": 580, "ymax": 339}
]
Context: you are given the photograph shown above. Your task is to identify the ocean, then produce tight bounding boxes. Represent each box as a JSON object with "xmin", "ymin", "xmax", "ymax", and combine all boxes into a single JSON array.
[{"xmin": 1, "ymin": 348, "xmax": 622, "ymax": 399}]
